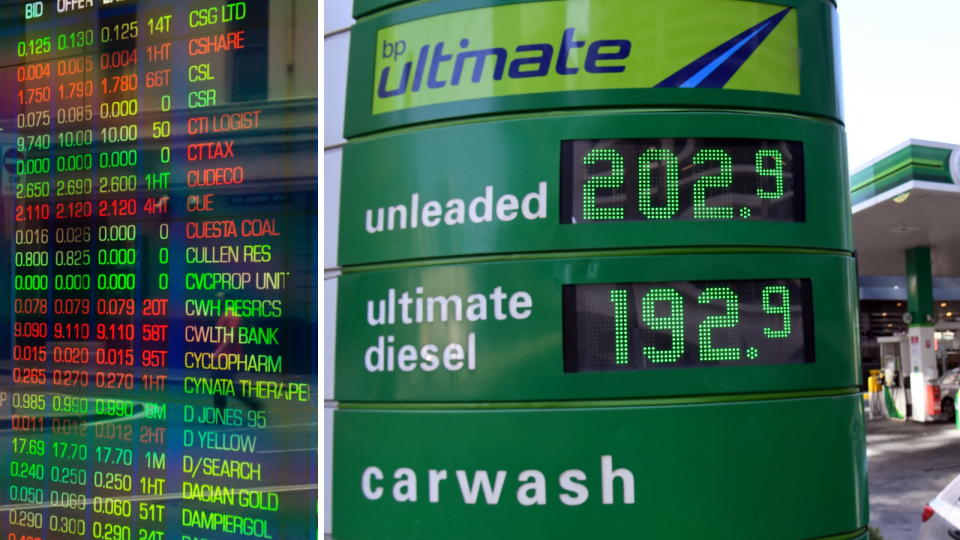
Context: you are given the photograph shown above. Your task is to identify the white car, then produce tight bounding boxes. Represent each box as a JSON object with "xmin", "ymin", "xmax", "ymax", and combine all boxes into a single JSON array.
[
  {"xmin": 940, "ymin": 368, "xmax": 960, "ymax": 419},
  {"xmin": 919, "ymin": 473, "xmax": 960, "ymax": 539}
]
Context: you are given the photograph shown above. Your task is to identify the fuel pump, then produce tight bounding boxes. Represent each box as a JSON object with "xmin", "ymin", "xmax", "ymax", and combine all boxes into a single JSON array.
[{"xmin": 878, "ymin": 336, "xmax": 910, "ymax": 419}]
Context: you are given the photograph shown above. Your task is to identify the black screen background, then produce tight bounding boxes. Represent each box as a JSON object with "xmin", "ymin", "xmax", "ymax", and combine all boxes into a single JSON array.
[{"xmin": 0, "ymin": 1, "xmax": 318, "ymax": 538}]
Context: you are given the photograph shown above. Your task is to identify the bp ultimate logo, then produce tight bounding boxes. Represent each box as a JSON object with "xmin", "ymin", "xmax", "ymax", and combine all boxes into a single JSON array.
[{"xmin": 372, "ymin": 0, "xmax": 799, "ymax": 114}]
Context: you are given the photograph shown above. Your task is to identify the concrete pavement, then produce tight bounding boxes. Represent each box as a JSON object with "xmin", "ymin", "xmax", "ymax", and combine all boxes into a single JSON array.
[{"xmin": 868, "ymin": 418, "xmax": 960, "ymax": 540}]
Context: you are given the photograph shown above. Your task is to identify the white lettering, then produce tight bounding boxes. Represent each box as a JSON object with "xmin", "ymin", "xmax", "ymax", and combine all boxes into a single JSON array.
[
  {"xmin": 601, "ymin": 455, "xmax": 634, "ymax": 505},
  {"xmin": 443, "ymin": 343, "xmax": 464, "ymax": 371},
  {"xmin": 559, "ymin": 470, "xmax": 588, "ymax": 506},
  {"xmin": 387, "ymin": 204, "xmax": 407, "ymax": 230},
  {"xmin": 466, "ymin": 294, "xmax": 487, "ymax": 321},
  {"xmin": 429, "ymin": 469, "xmax": 447, "ymax": 503},
  {"xmin": 422, "ymin": 201, "xmax": 442, "ymax": 227},
  {"xmin": 509, "ymin": 292, "xmax": 532, "ymax": 319},
  {"xmin": 364, "ymin": 337, "xmax": 385, "ymax": 372},
  {"xmin": 496, "ymin": 194, "xmax": 519, "ymax": 221},
  {"xmin": 397, "ymin": 345, "xmax": 418, "ymax": 372},
  {"xmin": 419, "ymin": 344, "xmax": 440, "ymax": 372},
  {"xmin": 365, "ymin": 208, "xmax": 384, "ymax": 233},
  {"xmin": 427, "ymin": 295, "xmax": 462, "ymax": 322},
  {"xmin": 362, "ymin": 467, "xmax": 384, "ymax": 500},
  {"xmin": 456, "ymin": 470, "xmax": 507, "ymax": 505},
  {"xmin": 522, "ymin": 182, "xmax": 547, "ymax": 220},
  {"xmin": 445, "ymin": 198, "xmax": 465, "ymax": 225},
  {"xmin": 490, "ymin": 287, "xmax": 508, "ymax": 320},
  {"xmin": 363, "ymin": 183, "xmax": 547, "ymax": 235},
  {"xmin": 393, "ymin": 468, "xmax": 417, "ymax": 502},
  {"xmin": 517, "ymin": 470, "xmax": 546, "ymax": 506},
  {"xmin": 468, "ymin": 186, "xmax": 493, "ymax": 223},
  {"xmin": 367, "ymin": 300, "xmax": 386, "ymax": 326}
]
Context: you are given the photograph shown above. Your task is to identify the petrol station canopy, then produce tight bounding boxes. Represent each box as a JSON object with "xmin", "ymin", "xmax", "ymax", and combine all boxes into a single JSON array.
[{"xmin": 853, "ymin": 140, "xmax": 960, "ymax": 278}]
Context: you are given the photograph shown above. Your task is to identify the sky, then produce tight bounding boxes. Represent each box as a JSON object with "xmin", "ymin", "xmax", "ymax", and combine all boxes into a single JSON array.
[{"xmin": 839, "ymin": 0, "xmax": 960, "ymax": 170}]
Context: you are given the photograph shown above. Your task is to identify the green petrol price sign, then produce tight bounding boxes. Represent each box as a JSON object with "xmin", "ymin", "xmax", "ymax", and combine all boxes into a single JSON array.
[{"xmin": 335, "ymin": 0, "xmax": 863, "ymax": 538}]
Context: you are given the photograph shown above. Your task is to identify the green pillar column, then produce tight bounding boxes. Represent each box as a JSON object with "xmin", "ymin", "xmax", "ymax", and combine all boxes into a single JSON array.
[
  {"xmin": 906, "ymin": 245, "xmax": 939, "ymax": 422},
  {"xmin": 906, "ymin": 246, "xmax": 934, "ymax": 325}
]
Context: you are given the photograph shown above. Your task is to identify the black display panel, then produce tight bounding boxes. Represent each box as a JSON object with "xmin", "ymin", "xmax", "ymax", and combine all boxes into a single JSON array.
[
  {"xmin": 560, "ymin": 138, "xmax": 805, "ymax": 223},
  {"xmin": 563, "ymin": 279, "xmax": 814, "ymax": 373},
  {"xmin": 0, "ymin": 1, "xmax": 318, "ymax": 538}
]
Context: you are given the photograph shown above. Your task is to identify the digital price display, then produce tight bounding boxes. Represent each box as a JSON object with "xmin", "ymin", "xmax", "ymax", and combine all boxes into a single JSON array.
[
  {"xmin": 560, "ymin": 138, "xmax": 805, "ymax": 223},
  {"xmin": 0, "ymin": 1, "xmax": 318, "ymax": 539},
  {"xmin": 563, "ymin": 279, "xmax": 814, "ymax": 373}
]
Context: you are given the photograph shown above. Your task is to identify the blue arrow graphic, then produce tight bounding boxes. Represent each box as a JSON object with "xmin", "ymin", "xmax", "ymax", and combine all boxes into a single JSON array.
[{"xmin": 656, "ymin": 7, "xmax": 792, "ymax": 89}]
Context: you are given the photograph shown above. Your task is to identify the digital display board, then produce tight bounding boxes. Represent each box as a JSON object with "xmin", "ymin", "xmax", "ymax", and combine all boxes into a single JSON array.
[
  {"xmin": 563, "ymin": 279, "xmax": 814, "ymax": 372},
  {"xmin": 560, "ymin": 138, "xmax": 805, "ymax": 223},
  {"xmin": 0, "ymin": 1, "xmax": 318, "ymax": 539}
]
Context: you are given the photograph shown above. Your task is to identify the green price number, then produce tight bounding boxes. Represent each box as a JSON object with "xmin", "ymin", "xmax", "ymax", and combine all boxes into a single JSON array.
[
  {"xmin": 96, "ymin": 446, "xmax": 133, "ymax": 466},
  {"xmin": 693, "ymin": 150, "xmax": 734, "ymax": 219},
  {"xmin": 57, "ymin": 30, "xmax": 94, "ymax": 51},
  {"xmin": 638, "ymin": 148, "xmax": 680, "ymax": 219},
  {"xmin": 762, "ymin": 285, "xmax": 791, "ymax": 338},
  {"xmin": 756, "ymin": 150, "xmax": 784, "ymax": 199},
  {"xmin": 15, "ymin": 181, "xmax": 50, "ymax": 200},
  {"xmin": 12, "ymin": 438, "xmax": 44, "ymax": 456},
  {"xmin": 53, "ymin": 442, "xmax": 87, "ymax": 460},
  {"xmin": 583, "ymin": 148, "xmax": 624, "ymax": 220},
  {"xmin": 573, "ymin": 138, "xmax": 794, "ymax": 222},
  {"xmin": 641, "ymin": 288, "xmax": 685, "ymax": 363},
  {"xmin": 18, "ymin": 134, "xmax": 51, "ymax": 151},
  {"xmin": 10, "ymin": 461, "xmax": 44, "ymax": 480},
  {"xmin": 17, "ymin": 37, "xmax": 51, "ymax": 57},
  {"xmin": 610, "ymin": 285, "xmax": 793, "ymax": 363},
  {"xmin": 611, "ymin": 289, "xmax": 629, "ymax": 364},
  {"xmin": 698, "ymin": 287, "xmax": 740, "ymax": 361}
]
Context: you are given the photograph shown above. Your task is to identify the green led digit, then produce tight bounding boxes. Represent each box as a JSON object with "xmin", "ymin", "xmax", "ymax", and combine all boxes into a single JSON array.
[
  {"xmin": 641, "ymin": 288, "xmax": 683, "ymax": 363},
  {"xmin": 611, "ymin": 289, "xmax": 629, "ymax": 364},
  {"xmin": 582, "ymin": 148, "xmax": 624, "ymax": 220},
  {"xmin": 762, "ymin": 285, "xmax": 791, "ymax": 338},
  {"xmin": 697, "ymin": 287, "xmax": 740, "ymax": 361},
  {"xmin": 692, "ymin": 149, "xmax": 734, "ymax": 219},
  {"xmin": 756, "ymin": 149, "xmax": 784, "ymax": 199},
  {"xmin": 638, "ymin": 148, "xmax": 679, "ymax": 219}
]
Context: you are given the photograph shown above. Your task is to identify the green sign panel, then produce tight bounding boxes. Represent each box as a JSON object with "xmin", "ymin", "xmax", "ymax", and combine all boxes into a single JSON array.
[
  {"xmin": 334, "ymin": 253, "xmax": 858, "ymax": 402},
  {"xmin": 372, "ymin": 0, "xmax": 799, "ymax": 115},
  {"xmin": 339, "ymin": 111, "xmax": 851, "ymax": 266},
  {"xmin": 332, "ymin": 395, "xmax": 868, "ymax": 540},
  {"xmin": 345, "ymin": 0, "xmax": 843, "ymax": 136}
]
